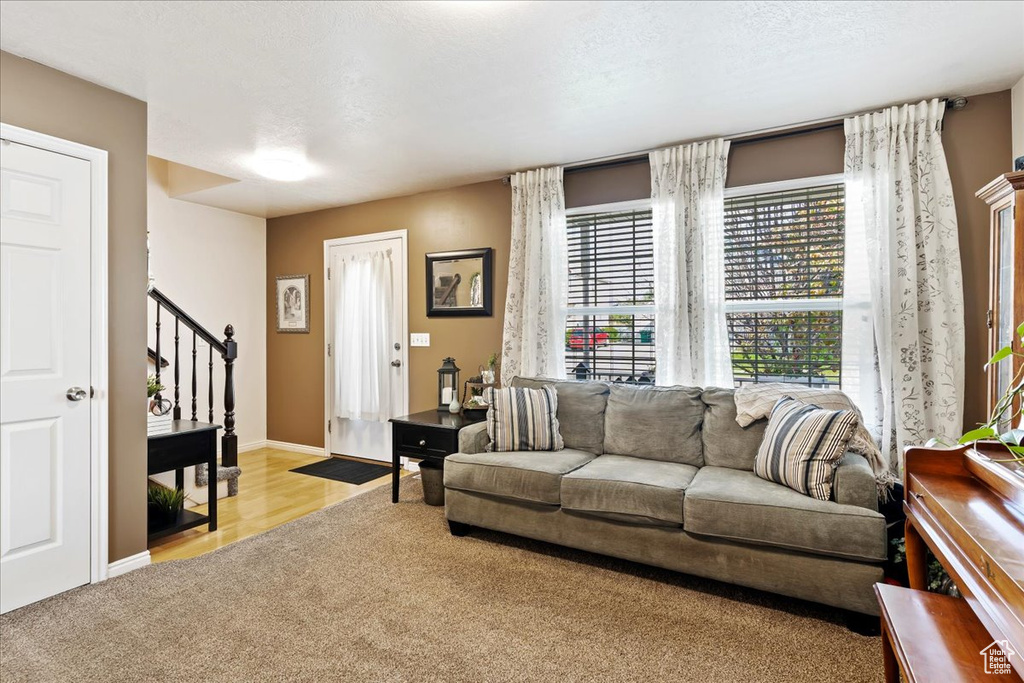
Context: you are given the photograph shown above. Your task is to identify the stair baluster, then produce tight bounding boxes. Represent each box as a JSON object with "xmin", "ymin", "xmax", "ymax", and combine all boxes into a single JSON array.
[
  {"xmin": 173, "ymin": 318, "xmax": 181, "ymax": 420},
  {"xmin": 191, "ymin": 330, "xmax": 198, "ymax": 422},
  {"xmin": 154, "ymin": 303, "xmax": 162, "ymax": 404},
  {"xmin": 208, "ymin": 345, "xmax": 214, "ymax": 424},
  {"xmin": 221, "ymin": 325, "xmax": 237, "ymax": 468}
]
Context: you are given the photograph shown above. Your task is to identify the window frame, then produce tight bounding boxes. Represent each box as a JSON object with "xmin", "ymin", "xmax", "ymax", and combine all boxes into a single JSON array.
[
  {"xmin": 564, "ymin": 198, "xmax": 655, "ymax": 382},
  {"xmin": 722, "ymin": 173, "xmax": 846, "ymax": 386}
]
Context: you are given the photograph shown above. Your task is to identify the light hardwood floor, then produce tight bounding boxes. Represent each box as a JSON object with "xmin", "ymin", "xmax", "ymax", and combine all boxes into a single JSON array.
[{"xmin": 149, "ymin": 447, "xmax": 410, "ymax": 563}]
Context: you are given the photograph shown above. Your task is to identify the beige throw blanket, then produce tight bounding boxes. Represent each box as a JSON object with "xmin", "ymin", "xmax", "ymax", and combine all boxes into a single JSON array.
[{"xmin": 733, "ymin": 383, "xmax": 897, "ymax": 499}]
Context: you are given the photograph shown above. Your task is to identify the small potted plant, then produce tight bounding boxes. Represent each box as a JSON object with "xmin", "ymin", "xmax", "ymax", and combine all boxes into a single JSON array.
[
  {"xmin": 147, "ymin": 483, "xmax": 185, "ymax": 527},
  {"xmin": 482, "ymin": 352, "xmax": 498, "ymax": 385}
]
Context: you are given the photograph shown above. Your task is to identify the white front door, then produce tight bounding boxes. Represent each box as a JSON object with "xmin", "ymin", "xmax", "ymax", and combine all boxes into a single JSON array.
[
  {"xmin": 327, "ymin": 234, "xmax": 408, "ymax": 462},
  {"xmin": 0, "ymin": 141, "xmax": 93, "ymax": 613}
]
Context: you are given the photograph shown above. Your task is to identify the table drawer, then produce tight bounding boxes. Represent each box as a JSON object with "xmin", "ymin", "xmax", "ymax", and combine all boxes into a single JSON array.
[
  {"xmin": 393, "ymin": 423, "xmax": 455, "ymax": 458},
  {"xmin": 148, "ymin": 430, "xmax": 215, "ymax": 474}
]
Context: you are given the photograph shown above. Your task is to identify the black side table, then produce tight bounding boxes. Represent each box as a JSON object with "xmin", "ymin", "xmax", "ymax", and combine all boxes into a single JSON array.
[
  {"xmin": 389, "ymin": 410, "xmax": 485, "ymax": 503},
  {"xmin": 147, "ymin": 420, "xmax": 220, "ymax": 542}
]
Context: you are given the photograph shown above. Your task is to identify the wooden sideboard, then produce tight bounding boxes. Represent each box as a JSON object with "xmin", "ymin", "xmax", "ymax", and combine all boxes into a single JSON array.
[{"xmin": 878, "ymin": 443, "xmax": 1023, "ymax": 681}]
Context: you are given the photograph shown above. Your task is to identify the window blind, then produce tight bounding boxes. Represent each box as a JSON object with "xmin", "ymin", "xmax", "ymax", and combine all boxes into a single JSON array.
[
  {"xmin": 724, "ymin": 184, "xmax": 845, "ymax": 387},
  {"xmin": 565, "ymin": 207, "xmax": 655, "ymax": 383}
]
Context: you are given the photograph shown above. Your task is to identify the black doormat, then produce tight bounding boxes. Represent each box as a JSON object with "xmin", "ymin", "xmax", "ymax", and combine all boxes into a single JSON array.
[{"xmin": 290, "ymin": 458, "xmax": 392, "ymax": 485}]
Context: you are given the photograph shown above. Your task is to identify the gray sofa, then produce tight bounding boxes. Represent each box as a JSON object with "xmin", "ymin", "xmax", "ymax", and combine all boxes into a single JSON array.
[{"xmin": 443, "ymin": 377, "xmax": 887, "ymax": 616}]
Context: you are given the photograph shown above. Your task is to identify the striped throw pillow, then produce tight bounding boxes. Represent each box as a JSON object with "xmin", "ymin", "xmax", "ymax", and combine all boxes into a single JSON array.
[
  {"xmin": 754, "ymin": 396, "xmax": 859, "ymax": 501},
  {"xmin": 485, "ymin": 385, "xmax": 564, "ymax": 452}
]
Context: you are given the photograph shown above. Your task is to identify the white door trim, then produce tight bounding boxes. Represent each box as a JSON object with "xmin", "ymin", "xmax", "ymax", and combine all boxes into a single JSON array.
[
  {"xmin": 322, "ymin": 230, "xmax": 409, "ymax": 458},
  {"xmin": 1, "ymin": 123, "xmax": 110, "ymax": 584}
]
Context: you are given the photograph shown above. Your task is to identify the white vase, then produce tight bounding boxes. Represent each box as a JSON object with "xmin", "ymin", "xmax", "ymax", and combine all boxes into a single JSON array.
[{"xmin": 448, "ymin": 396, "xmax": 461, "ymax": 414}]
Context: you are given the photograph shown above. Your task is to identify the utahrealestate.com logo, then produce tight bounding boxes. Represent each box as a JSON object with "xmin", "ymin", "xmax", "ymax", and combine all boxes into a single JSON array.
[{"xmin": 980, "ymin": 640, "xmax": 1015, "ymax": 675}]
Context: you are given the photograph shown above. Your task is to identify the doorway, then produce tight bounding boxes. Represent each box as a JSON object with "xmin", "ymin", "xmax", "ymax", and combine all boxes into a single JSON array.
[
  {"xmin": 0, "ymin": 124, "xmax": 109, "ymax": 613},
  {"xmin": 324, "ymin": 231, "xmax": 408, "ymax": 463}
]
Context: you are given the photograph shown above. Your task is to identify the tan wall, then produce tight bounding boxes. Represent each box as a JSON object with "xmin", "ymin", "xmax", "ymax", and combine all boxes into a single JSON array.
[
  {"xmin": 266, "ymin": 181, "xmax": 510, "ymax": 446},
  {"xmin": 0, "ymin": 51, "xmax": 148, "ymax": 562},
  {"xmin": 268, "ymin": 91, "xmax": 1011, "ymax": 447},
  {"xmin": 1012, "ymin": 75, "xmax": 1024, "ymax": 162},
  {"xmin": 944, "ymin": 90, "xmax": 1013, "ymax": 427}
]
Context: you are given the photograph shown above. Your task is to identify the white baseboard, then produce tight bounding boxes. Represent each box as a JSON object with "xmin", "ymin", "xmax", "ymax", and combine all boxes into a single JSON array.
[
  {"xmin": 239, "ymin": 440, "xmax": 268, "ymax": 453},
  {"xmin": 264, "ymin": 440, "xmax": 326, "ymax": 457},
  {"xmin": 107, "ymin": 550, "xmax": 151, "ymax": 578}
]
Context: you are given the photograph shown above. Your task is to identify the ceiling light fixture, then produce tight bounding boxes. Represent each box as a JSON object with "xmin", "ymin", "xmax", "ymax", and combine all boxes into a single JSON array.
[{"xmin": 251, "ymin": 150, "xmax": 310, "ymax": 182}]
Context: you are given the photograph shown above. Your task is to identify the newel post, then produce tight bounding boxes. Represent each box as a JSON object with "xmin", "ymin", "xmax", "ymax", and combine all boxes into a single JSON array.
[{"xmin": 221, "ymin": 324, "xmax": 238, "ymax": 468}]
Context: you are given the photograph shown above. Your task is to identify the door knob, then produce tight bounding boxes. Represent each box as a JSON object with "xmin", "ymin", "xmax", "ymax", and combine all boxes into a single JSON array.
[
  {"xmin": 391, "ymin": 360, "xmax": 402, "ymax": 367},
  {"xmin": 66, "ymin": 386, "xmax": 88, "ymax": 401}
]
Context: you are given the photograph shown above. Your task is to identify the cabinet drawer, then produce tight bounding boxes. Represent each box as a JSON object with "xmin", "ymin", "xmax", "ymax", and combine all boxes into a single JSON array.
[{"xmin": 393, "ymin": 423, "xmax": 456, "ymax": 458}]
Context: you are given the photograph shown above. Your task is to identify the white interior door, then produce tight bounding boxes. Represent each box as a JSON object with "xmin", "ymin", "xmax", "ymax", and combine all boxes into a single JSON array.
[
  {"xmin": 0, "ymin": 140, "xmax": 93, "ymax": 613},
  {"xmin": 327, "ymin": 234, "xmax": 407, "ymax": 462}
]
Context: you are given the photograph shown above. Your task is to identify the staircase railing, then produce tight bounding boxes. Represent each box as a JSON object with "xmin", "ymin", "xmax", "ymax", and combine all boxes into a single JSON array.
[{"xmin": 148, "ymin": 287, "xmax": 238, "ymax": 468}]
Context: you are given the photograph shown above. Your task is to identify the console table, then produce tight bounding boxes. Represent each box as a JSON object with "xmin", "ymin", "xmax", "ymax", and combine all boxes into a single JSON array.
[
  {"xmin": 147, "ymin": 420, "xmax": 220, "ymax": 542},
  {"xmin": 389, "ymin": 410, "xmax": 485, "ymax": 503}
]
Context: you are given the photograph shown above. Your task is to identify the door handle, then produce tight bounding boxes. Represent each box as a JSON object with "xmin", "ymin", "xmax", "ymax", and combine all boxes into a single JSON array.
[
  {"xmin": 391, "ymin": 360, "xmax": 402, "ymax": 367},
  {"xmin": 66, "ymin": 386, "xmax": 88, "ymax": 401}
]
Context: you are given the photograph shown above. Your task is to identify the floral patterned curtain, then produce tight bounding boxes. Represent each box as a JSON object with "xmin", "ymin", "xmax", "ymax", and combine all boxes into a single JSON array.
[
  {"xmin": 649, "ymin": 140, "xmax": 733, "ymax": 387},
  {"xmin": 842, "ymin": 99, "xmax": 965, "ymax": 469},
  {"xmin": 500, "ymin": 167, "xmax": 568, "ymax": 381}
]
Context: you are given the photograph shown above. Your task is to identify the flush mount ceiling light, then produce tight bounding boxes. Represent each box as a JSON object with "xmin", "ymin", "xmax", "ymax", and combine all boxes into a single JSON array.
[{"xmin": 251, "ymin": 151, "xmax": 311, "ymax": 182}]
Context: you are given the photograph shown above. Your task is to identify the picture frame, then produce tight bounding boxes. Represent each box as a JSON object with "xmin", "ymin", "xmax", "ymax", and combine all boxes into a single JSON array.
[
  {"xmin": 276, "ymin": 274, "xmax": 310, "ymax": 333},
  {"xmin": 425, "ymin": 248, "xmax": 493, "ymax": 317}
]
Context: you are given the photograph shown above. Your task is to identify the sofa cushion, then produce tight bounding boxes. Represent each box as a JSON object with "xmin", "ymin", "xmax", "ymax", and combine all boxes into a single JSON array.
[
  {"xmin": 683, "ymin": 466, "xmax": 886, "ymax": 562},
  {"xmin": 561, "ymin": 454, "xmax": 698, "ymax": 526},
  {"xmin": 444, "ymin": 449, "xmax": 596, "ymax": 505},
  {"xmin": 512, "ymin": 377, "xmax": 609, "ymax": 455},
  {"xmin": 603, "ymin": 384, "xmax": 705, "ymax": 466},
  {"xmin": 700, "ymin": 387, "xmax": 767, "ymax": 470}
]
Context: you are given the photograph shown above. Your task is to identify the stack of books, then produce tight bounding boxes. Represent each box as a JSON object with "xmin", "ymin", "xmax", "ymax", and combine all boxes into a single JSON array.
[{"xmin": 147, "ymin": 409, "xmax": 173, "ymax": 436}]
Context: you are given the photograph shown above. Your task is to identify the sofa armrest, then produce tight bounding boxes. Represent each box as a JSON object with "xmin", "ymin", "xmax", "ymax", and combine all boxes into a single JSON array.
[
  {"xmin": 832, "ymin": 452, "xmax": 878, "ymax": 511},
  {"xmin": 458, "ymin": 422, "xmax": 489, "ymax": 455}
]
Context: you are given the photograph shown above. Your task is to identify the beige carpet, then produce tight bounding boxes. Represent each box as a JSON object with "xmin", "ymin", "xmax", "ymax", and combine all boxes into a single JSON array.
[{"xmin": 1, "ymin": 479, "xmax": 882, "ymax": 682}]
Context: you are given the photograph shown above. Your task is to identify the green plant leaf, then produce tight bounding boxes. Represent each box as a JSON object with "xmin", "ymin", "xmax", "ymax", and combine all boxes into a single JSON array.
[
  {"xmin": 1007, "ymin": 445, "xmax": 1024, "ymax": 457},
  {"xmin": 1017, "ymin": 320, "xmax": 1024, "ymax": 340},
  {"xmin": 958, "ymin": 427, "xmax": 997, "ymax": 444},
  {"xmin": 986, "ymin": 345, "xmax": 1013, "ymax": 367}
]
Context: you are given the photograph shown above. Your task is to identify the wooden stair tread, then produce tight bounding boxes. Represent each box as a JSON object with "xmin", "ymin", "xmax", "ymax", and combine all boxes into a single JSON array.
[{"xmin": 876, "ymin": 583, "xmax": 1020, "ymax": 681}]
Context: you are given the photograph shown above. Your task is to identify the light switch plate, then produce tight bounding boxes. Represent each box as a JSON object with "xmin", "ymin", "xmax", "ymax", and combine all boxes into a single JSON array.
[{"xmin": 410, "ymin": 333, "xmax": 430, "ymax": 347}]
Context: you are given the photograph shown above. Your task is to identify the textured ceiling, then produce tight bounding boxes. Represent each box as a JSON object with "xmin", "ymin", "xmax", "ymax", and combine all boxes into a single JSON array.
[{"xmin": 2, "ymin": 1, "xmax": 1022, "ymax": 218}]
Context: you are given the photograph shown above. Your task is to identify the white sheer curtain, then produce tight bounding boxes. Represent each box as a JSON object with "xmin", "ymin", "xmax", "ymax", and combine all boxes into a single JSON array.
[
  {"xmin": 649, "ymin": 140, "xmax": 733, "ymax": 387},
  {"xmin": 500, "ymin": 166, "xmax": 568, "ymax": 381},
  {"xmin": 333, "ymin": 248, "xmax": 394, "ymax": 422},
  {"xmin": 841, "ymin": 99, "xmax": 965, "ymax": 468}
]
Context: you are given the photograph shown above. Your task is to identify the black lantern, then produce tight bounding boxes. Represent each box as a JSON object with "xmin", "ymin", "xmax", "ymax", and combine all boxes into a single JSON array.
[{"xmin": 437, "ymin": 357, "xmax": 461, "ymax": 410}]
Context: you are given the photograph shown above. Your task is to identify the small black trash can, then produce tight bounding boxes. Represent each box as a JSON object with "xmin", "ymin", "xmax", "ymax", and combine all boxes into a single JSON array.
[{"xmin": 418, "ymin": 459, "xmax": 445, "ymax": 506}]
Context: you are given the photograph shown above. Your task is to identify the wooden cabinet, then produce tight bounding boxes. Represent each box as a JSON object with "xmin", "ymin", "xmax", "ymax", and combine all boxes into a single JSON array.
[{"xmin": 977, "ymin": 172, "xmax": 1024, "ymax": 426}]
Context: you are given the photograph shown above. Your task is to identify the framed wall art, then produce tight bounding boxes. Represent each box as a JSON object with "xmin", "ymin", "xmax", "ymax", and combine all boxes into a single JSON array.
[
  {"xmin": 425, "ymin": 248, "xmax": 493, "ymax": 317},
  {"xmin": 276, "ymin": 274, "xmax": 310, "ymax": 333}
]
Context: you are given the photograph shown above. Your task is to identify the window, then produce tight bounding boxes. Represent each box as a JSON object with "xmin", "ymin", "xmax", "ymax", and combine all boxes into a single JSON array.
[
  {"xmin": 723, "ymin": 178, "xmax": 845, "ymax": 387},
  {"xmin": 565, "ymin": 202, "xmax": 655, "ymax": 383}
]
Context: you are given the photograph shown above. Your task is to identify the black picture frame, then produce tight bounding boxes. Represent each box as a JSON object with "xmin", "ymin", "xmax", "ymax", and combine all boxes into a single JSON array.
[{"xmin": 425, "ymin": 248, "xmax": 493, "ymax": 317}]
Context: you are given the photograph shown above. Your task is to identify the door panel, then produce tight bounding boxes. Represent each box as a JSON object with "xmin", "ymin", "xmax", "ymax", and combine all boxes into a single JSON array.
[
  {"xmin": 0, "ymin": 141, "xmax": 92, "ymax": 614},
  {"xmin": 1, "ymin": 418, "xmax": 60, "ymax": 556},
  {"xmin": 1, "ymin": 246, "xmax": 61, "ymax": 377}
]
